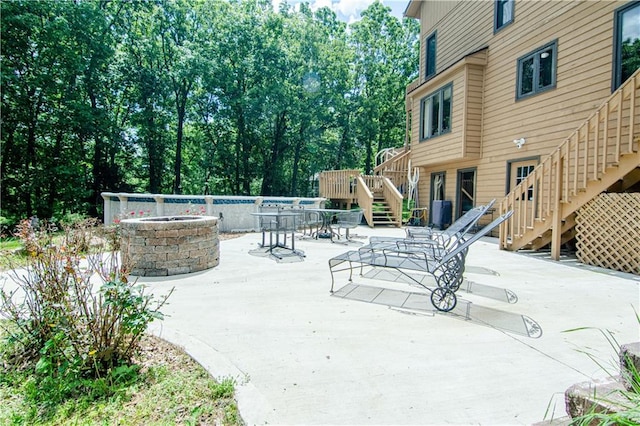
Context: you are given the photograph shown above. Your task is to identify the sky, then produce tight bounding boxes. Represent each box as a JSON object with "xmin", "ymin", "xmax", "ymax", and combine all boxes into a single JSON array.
[{"xmin": 272, "ymin": 0, "xmax": 410, "ymax": 24}]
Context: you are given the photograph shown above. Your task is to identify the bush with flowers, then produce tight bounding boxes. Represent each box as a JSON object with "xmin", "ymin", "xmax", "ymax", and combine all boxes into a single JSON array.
[
  {"xmin": 179, "ymin": 204, "xmax": 206, "ymax": 216},
  {"xmin": 105, "ymin": 209, "xmax": 151, "ymax": 251},
  {"xmin": 0, "ymin": 218, "xmax": 172, "ymax": 403}
]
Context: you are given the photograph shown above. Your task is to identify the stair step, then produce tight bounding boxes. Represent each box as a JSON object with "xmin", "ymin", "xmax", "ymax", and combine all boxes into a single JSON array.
[{"xmin": 373, "ymin": 220, "xmax": 400, "ymax": 226}]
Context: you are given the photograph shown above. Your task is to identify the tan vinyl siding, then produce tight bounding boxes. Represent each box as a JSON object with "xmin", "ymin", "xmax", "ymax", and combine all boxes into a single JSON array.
[
  {"xmin": 419, "ymin": 1, "xmax": 491, "ymax": 83},
  {"xmin": 419, "ymin": 1, "xmax": 492, "ymax": 83},
  {"xmin": 420, "ymin": 1, "xmax": 459, "ymax": 38},
  {"xmin": 464, "ymin": 64, "xmax": 485, "ymax": 157},
  {"xmin": 435, "ymin": 1, "xmax": 492, "ymax": 71},
  {"xmin": 481, "ymin": 0, "xmax": 619, "ymax": 162},
  {"xmin": 411, "ymin": 75, "xmax": 464, "ymax": 165},
  {"xmin": 411, "ymin": 81, "xmax": 464, "ymax": 164},
  {"xmin": 408, "ymin": 0, "xmax": 632, "ymax": 218},
  {"xmin": 410, "ymin": 49, "xmax": 487, "ymax": 167},
  {"xmin": 420, "ymin": 1, "xmax": 461, "ymax": 81}
]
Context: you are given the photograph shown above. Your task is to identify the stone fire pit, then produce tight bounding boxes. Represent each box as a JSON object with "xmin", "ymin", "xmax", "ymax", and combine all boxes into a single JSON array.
[{"xmin": 119, "ymin": 216, "xmax": 219, "ymax": 276}]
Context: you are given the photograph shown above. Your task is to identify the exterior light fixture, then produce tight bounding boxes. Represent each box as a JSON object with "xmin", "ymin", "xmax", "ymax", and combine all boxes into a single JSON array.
[{"xmin": 513, "ymin": 137, "xmax": 526, "ymax": 149}]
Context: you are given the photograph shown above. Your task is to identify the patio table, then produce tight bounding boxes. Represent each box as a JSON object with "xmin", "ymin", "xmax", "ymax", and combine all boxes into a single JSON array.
[{"xmin": 251, "ymin": 211, "xmax": 305, "ymax": 259}]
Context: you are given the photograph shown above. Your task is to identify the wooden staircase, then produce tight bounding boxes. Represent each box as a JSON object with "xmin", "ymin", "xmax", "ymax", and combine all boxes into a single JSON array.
[
  {"xmin": 372, "ymin": 193, "xmax": 401, "ymax": 226},
  {"xmin": 500, "ymin": 70, "xmax": 640, "ymax": 259},
  {"xmin": 318, "ymin": 170, "xmax": 404, "ymax": 228}
]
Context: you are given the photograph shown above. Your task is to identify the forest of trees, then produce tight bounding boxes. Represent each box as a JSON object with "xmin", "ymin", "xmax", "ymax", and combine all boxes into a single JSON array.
[{"xmin": 1, "ymin": 0, "xmax": 419, "ymax": 223}]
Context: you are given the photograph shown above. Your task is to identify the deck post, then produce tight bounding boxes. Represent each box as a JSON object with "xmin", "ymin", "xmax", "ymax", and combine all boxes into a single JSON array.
[{"xmin": 551, "ymin": 155, "xmax": 563, "ymax": 260}]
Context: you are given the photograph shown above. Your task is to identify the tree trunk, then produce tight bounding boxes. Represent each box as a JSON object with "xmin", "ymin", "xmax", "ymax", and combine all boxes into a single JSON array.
[
  {"xmin": 173, "ymin": 95, "xmax": 188, "ymax": 194},
  {"xmin": 290, "ymin": 122, "xmax": 305, "ymax": 196},
  {"xmin": 45, "ymin": 130, "xmax": 64, "ymax": 219},
  {"xmin": 233, "ymin": 105, "xmax": 245, "ymax": 195},
  {"xmin": 260, "ymin": 110, "xmax": 287, "ymax": 196}
]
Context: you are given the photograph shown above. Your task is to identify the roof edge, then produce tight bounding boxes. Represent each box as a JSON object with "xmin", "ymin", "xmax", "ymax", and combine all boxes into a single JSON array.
[{"xmin": 404, "ymin": 0, "xmax": 421, "ymax": 19}]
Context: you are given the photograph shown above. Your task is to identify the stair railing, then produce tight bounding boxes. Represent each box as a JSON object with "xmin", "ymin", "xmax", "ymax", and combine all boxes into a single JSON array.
[
  {"xmin": 375, "ymin": 147, "xmax": 403, "ymax": 166},
  {"xmin": 373, "ymin": 149, "xmax": 411, "ymax": 196},
  {"xmin": 500, "ymin": 69, "xmax": 640, "ymax": 258},
  {"xmin": 355, "ymin": 176, "xmax": 374, "ymax": 227},
  {"xmin": 382, "ymin": 177, "xmax": 403, "ymax": 225},
  {"xmin": 359, "ymin": 175, "xmax": 403, "ymax": 227}
]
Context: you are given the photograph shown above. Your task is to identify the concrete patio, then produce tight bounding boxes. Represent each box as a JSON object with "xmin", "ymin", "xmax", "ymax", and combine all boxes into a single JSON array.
[{"xmin": 143, "ymin": 225, "xmax": 639, "ymax": 425}]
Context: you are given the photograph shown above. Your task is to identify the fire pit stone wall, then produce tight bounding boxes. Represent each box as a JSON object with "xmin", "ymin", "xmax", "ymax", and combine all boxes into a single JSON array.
[{"xmin": 120, "ymin": 216, "xmax": 219, "ymax": 276}]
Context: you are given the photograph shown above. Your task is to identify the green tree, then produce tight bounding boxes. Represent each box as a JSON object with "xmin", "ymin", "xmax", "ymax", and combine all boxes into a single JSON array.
[
  {"xmin": 350, "ymin": 1, "xmax": 419, "ymax": 173},
  {"xmin": 157, "ymin": 0, "xmax": 208, "ymax": 194},
  {"xmin": 0, "ymin": 0, "xmax": 419, "ymax": 220},
  {"xmin": 118, "ymin": 0, "xmax": 173, "ymax": 194}
]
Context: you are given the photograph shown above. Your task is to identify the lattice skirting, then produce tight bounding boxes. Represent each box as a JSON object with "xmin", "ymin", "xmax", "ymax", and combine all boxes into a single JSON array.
[{"xmin": 575, "ymin": 193, "xmax": 640, "ymax": 275}]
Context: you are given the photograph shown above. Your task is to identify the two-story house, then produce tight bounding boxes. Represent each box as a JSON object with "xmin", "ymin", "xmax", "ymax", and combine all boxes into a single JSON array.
[{"xmin": 403, "ymin": 0, "xmax": 639, "ymax": 268}]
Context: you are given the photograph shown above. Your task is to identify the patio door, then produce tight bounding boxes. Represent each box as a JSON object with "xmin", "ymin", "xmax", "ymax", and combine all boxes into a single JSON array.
[
  {"xmin": 508, "ymin": 159, "xmax": 537, "ymax": 221},
  {"xmin": 429, "ymin": 172, "xmax": 445, "ymax": 225},
  {"xmin": 456, "ymin": 168, "xmax": 476, "ymax": 219}
]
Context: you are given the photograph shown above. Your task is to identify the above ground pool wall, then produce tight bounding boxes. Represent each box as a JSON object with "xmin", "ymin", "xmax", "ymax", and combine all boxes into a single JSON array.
[{"xmin": 101, "ymin": 192, "xmax": 326, "ymax": 233}]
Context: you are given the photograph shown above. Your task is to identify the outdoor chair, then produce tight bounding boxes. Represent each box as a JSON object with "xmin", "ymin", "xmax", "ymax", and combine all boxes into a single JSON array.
[
  {"xmin": 406, "ymin": 199, "xmax": 496, "ymax": 246},
  {"xmin": 328, "ymin": 210, "xmax": 513, "ymax": 312},
  {"xmin": 299, "ymin": 208, "xmax": 323, "ymax": 238},
  {"xmin": 257, "ymin": 203, "xmax": 281, "ymax": 248},
  {"xmin": 335, "ymin": 209, "xmax": 364, "ymax": 242},
  {"xmin": 254, "ymin": 203, "xmax": 305, "ymax": 260},
  {"xmin": 365, "ymin": 199, "xmax": 497, "ymax": 260}
]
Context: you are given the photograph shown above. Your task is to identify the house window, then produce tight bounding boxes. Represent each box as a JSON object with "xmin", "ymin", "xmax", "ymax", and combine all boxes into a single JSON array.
[
  {"xmin": 425, "ymin": 32, "xmax": 437, "ymax": 79},
  {"xmin": 420, "ymin": 84, "xmax": 452, "ymax": 140},
  {"xmin": 613, "ymin": 2, "xmax": 640, "ymax": 90},
  {"xmin": 516, "ymin": 40, "xmax": 557, "ymax": 100},
  {"xmin": 494, "ymin": 0, "xmax": 514, "ymax": 32}
]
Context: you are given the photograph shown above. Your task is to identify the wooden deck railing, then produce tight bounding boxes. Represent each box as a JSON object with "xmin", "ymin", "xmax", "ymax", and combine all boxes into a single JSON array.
[
  {"xmin": 319, "ymin": 163, "xmax": 404, "ymax": 227},
  {"xmin": 360, "ymin": 175, "xmax": 403, "ymax": 226},
  {"xmin": 500, "ymin": 69, "xmax": 640, "ymax": 258},
  {"xmin": 318, "ymin": 169, "xmax": 360, "ymax": 200}
]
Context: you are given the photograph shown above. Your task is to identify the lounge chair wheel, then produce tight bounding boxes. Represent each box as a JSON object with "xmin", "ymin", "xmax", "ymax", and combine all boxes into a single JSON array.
[
  {"xmin": 431, "ymin": 287, "xmax": 457, "ymax": 312},
  {"xmin": 436, "ymin": 271, "xmax": 463, "ymax": 291}
]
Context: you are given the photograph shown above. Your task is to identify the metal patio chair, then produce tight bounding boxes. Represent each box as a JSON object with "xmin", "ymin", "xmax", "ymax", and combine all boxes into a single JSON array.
[
  {"xmin": 328, "ymin": 210, "xmax": 513, "ymax": 312},
  {"xmin": 335, "ymin": 209, "xmax": 364, "ymax": 242},
  {"xmin": 405, "ymin": 199, "xmax": 496, "ymax": 245}
]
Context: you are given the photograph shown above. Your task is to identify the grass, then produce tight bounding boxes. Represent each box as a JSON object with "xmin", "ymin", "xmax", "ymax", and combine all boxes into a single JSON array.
[
  {"xmin": 0, "ymin": 237, "xmax": 22, "ymax": 251},
  {"xmin": 0, "ymin": 226, "xmax": 244, "ymax": 425},
  {"xmin": 0, "ymin": 238, "xmax": 25, "ymax": 270},
  {"xmin": 0, "ymin": 332, "xmax": 243, "ymax": 425}
]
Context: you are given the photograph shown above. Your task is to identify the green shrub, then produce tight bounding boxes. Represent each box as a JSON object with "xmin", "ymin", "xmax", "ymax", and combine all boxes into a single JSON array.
[
  {"xmin": 0, "ymin": 218, "xmax": 173, "ymax": 400},
  {"xmin": 562, "ymin": 320, "xmax": 640, "ymax": 425},
  {"xmin": 0, "ymin": 216, "xmax": 16, "ymax": 237}
]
